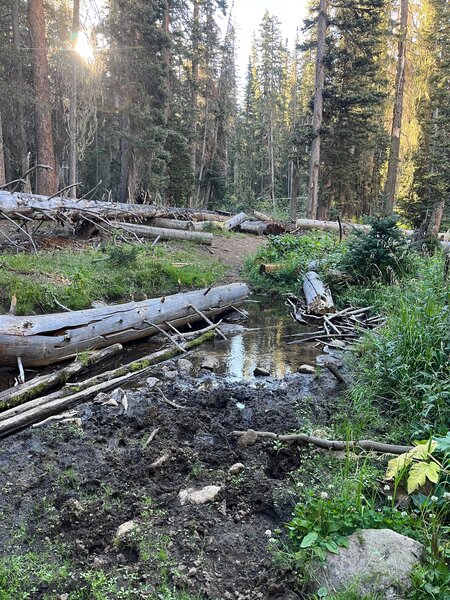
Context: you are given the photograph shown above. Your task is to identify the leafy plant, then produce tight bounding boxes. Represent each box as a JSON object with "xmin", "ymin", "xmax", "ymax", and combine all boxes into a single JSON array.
[{"xmin": 385, "ymin": 440, "xmax": 441, "ymax": 494}]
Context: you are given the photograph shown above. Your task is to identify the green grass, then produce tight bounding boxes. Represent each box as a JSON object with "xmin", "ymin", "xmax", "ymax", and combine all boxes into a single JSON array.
[
  {"xmin": 243, "ymin": 232, "xmax": 342, "ymax": 296},
  {"xmin": 0, "ymin": 241, "xmax": 225, "ymax": 315},
  {"xmin": 340, "ymin": 253, "xmax": 450, "ymax": 439}
]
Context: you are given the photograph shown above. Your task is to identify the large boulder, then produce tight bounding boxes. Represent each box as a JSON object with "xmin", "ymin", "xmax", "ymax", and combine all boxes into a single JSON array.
[{"xmin": 310, "ymin": 528, "xmax": 423, "ymax": 599}]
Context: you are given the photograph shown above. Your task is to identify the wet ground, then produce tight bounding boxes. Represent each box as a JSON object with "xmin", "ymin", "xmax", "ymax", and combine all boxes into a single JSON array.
[{"xmin": 0, "ymin": 300, "xmax": 345, "ymax": 600}]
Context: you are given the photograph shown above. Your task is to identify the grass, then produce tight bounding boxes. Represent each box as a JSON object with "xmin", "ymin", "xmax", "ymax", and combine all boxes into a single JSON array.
[
  {"xmin": 0, "ymin": 241, "xmax": 225, "ymax": 315},
  {"xmin": 340, "ymin": 253, "xmax": 450, "ymax": 440}
]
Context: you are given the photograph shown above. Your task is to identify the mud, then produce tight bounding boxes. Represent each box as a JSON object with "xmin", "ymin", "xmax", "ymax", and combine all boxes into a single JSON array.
[{"xmin": 0, "ymin": 359, "xmax": 342, "ymax": 599}]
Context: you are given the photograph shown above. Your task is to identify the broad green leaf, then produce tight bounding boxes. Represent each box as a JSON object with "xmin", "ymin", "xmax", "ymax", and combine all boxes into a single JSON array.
[
  {"xmin": 317, "ymin": 587, "xmax": 328, "ymax": 598},
  {"xmin": 314, "ymin": 547, "xmax": 326, "ymax": 561},
  {"xmin": 385, "ymin": 439, "xmax": 437, "ymax": 481},
  {"xmin": 407, "ymin": 461, "xmax": 441, "ymax": 494},
  {"xmin": 300, "ymin": 531, "xmax": 318, "ymax": 548},
  {"xmin": 324, "ymin": 540, "xmax": 340, "ymax": 554},
  {"xmin": 336, "ymin": 536, "xmax": 350, "ymax": 548},
  {"xmin": 434, "ymin": 432, "xmax": 450, "ymax": 453}
]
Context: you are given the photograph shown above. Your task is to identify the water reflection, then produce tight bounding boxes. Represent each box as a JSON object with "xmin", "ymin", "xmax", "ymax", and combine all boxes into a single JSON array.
[{"xmin": 201, "ymin": 298, "xmax": 320, "ymax": 380}]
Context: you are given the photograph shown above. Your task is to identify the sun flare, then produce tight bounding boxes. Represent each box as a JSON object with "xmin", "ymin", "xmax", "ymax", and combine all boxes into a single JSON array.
[{"xmin": 75, "ymin": 31, "xmax": 94, "ymax": 63}]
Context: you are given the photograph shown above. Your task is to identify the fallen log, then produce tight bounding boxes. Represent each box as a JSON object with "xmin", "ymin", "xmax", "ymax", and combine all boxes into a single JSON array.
[
  {"xmin": 0, "ymin": 282, "xmax": 250, "ymax": 367},
  {"xmin": 0, "ymin": 191, "xmax": 233, "ymax": 224},
  {"xmin": 150, "ymin": 218, "xmax": 212, "ymax": 231},
  {"xmin": 231, "ymin": 430, "xmax": 413, "ymax": 455},
  {"xmin": 225, "ymin": 212, "xmax": 247, "ymax": 231},
  {"xmin": 110, "ymin": 222, "xmax": 213, "ymax": 244},
  {"xmin": 239, "ymin": 221, "xmax": 266, "ymax": 236},
  {"xmin": 0, "ymin": 330, "xmax": 214, "ymax": 424},
  {"xmin": 254, "ymin": 210, "xmax": 272, "ymax": 222},
  {"xmin": 303, "ymin": 271, "xmax": 335, "ymax": 315},
  {"xmin": 0, "ymin": 344, "xmax": 123, "ymax": 411}
]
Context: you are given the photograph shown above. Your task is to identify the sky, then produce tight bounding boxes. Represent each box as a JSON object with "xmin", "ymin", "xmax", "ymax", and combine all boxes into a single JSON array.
[{"xmin": 227, "ymin": 0, "xmax": 308, "ymax": 85}]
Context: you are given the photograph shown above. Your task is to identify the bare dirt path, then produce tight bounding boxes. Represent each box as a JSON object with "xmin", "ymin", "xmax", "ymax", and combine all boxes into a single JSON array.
[{"xmin": 209, "ymin": 234, "xmax": 267, "ymax": 280}]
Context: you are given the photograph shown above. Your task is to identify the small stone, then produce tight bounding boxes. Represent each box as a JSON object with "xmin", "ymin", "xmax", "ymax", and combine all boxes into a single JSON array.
[
  {"xmin": 178, "ymin": 485, "xmax": 222, "ymax": 506},
  {"xmin": 92, "ymin": 555, "xmax": 110, "ymax": 569},
  {"xmin": 201, "ymin": 357, "xmax": 220, "ymax": 371},
  {"xmin": 164, "ymin": 370, "xmax": 178, "ymax": 381},
  {"xmin": 228, "ymin": 463, "xmax": 245, "ymax": 475},
  {"xmin": 178, "ymin": 358, "xmax": 194, "ymax": 376},
  {"xmin": 59, "ymin": 595, "xmax": 69, "ymax": 600},
  {"xmin": 253, "ymin": 366, "xmax": 270, "ymax": 377},
  {"xmin": 237, "ymin": 429, "xmax": 258, "ymax": 447},
  {"xmin": 114, "ymin": 520, "xmax": 140, "ymax": 545},
  {"xmin": 93, "ymin": 392, "xmax": 109, "ymax": 404},
  {"xmin": 298, "ymin": 364, "xmax": 315, "ymax": 375},
  {"xmin": 187, "ymin": 567, "xmax": 197, "ymax": 577},
  {"xmin": 146, "ymin": 377, "xmax": 160, "ymax": 389}
]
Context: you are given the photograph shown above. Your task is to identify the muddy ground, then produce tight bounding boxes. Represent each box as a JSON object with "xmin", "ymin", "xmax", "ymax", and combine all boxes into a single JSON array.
[{"xmin": 0, "ymin": 352, "xmax": 343, "ymax": 600}]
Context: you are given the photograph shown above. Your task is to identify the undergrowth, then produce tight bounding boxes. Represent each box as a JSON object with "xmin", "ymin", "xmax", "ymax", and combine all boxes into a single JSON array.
[{"xmin": 0, "ymin": 242, "xmax": 225, "ymax": 315}]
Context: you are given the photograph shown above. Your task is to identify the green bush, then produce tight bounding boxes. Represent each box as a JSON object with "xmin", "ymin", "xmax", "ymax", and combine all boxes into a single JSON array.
[
  {"xmin": 244, "ymin": 232, "xmax": 341, "ymax": 295},
  {"xmin": 340, "ymin": 216, "xmax": 416, "ymax": 284}
]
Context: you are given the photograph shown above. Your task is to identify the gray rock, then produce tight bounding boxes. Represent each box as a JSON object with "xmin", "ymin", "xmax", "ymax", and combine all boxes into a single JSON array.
[
  {"xmin": 253, "ymin": 366, "xmax": 270, "ymax": 377},
  {"xmin": 178, "ymin": 358, "xmax": 194, "ymax": 376},
  {"xmin": 237, "ymin": 429, "xmax": 258, "ymax": 447},
  {"xmin": 228, "ymin": 463, "xmax": 245, "ymax": 475},
  {"xmin": 311, "ymin": 528, "xmax": 424, "ymax": 599},
  {"xmin": 146, "ymin": 376, "xmax": 160, "ymax": 389},
  {"xmin": 114, "ymin": 520, "xmax": 141, "ymax": 546},
  {"xmin": 178, "ymin": 485, "xmax": 222, "ymax": 506},
  {"xmin": 201, "ymin": 357, "xmax": 220, "ymax": 371},
  {"xmin": 298, "ymin": 364, "xmax": 315, "ymax": 375}
]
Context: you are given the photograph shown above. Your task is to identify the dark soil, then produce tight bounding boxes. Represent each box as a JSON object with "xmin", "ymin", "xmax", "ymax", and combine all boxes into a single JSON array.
[{"xmin": 0, "ymin": 359, "xmax": 342, "ymax": 600}]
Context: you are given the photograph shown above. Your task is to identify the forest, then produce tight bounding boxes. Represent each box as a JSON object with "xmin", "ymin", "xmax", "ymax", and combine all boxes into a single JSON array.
[{"xmin": 0, "ymin": 0, "xmax": 449, "ymax": 599}]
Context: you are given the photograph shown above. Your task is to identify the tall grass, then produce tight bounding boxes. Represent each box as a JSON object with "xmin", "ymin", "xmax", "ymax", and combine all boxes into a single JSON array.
[{"xmin": 344, "ymin": 254, "xmax": 450, "ymax": 438}]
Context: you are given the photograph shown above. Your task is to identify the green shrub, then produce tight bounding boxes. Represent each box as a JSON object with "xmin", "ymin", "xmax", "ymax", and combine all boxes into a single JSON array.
[
  {"xmin": 340, "ymin": 216, "xmax": 416, "ymax": 284},
  {"xmin": 244, "ymin": 232, "xmax": 341, "ymax": 295}
]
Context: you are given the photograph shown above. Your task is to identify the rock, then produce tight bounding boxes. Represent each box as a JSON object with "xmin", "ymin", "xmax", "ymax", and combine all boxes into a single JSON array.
[
  {"xmin": 178, "ymin": 485, "xmax": 222, "ymax": 506},
  {"xmin": 237, "ymin": 429, "xmax": 258, "ymax": 447},
  {"xmin": 146, "ymin": 376, "xmax": 160, "ymax": 389},
  {"xmin": 228, "ymin": 463, "xmax": 245, "ymax": 475},
  {"xmin": 93, "ymin": 392, "xmax": 109, "ymax": 404},
  {"xmin": 60, "ymin": 498, "xmax": 84, "ymax": 524},
  {"xmin": 253, "ymin": 366, "xmax": 270, "ymax": 377},
  {"xmin": 163, "ymin": 369, "xmax": 178, "ymax": 381},
  {"xmin": 92, "ymin": 555, "xmax": 110, "ymax": 569},
  {"xmin": 311, "ymin": 528, "xmax": 424, "ymax": 599},
  {"xmin": 59, "ymin": 595, "xmax": 69, "ymax": 600},
  {"xmin": 178, "ymin": 358, "xmax": 194, "ymax": 376},
  {"xmin": 201, "ymin": 357, "xmax": 220, "ymax": 371},
  {"xmin": 114, "ymin": 520, "xmax": 141, "ymax": 546},
  {"xmin": 298, "ymin": 364, "xmax": 315, "ymax": 375}
]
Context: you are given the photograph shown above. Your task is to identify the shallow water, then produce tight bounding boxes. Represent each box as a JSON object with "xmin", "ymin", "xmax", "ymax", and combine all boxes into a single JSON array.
[{"xmin": 191, "ymin": 297, "xmax": 319, "ymax": 380}]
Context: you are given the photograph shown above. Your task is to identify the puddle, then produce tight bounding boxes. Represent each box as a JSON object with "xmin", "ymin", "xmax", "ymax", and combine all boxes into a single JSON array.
[{"xmin": 192, "ymin": 297, "xmax": 320, "ymax": 380}]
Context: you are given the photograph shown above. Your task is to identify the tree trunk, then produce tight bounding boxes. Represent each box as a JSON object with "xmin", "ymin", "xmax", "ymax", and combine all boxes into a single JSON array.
[
  {"xmin": 383, "ymin": 0, "xmax": 408, "ymax": 214},
  {"xmin": 118, "ymin": 112, "xmax": 131, "ymax": 203},
  {"xmin": 68, "ymin": 0, "xmax": 80, "ymax": 199},
  {"xmin": 224, "ymin": 212, "xmax": 247, "ymax": 230},
  {"xmin": 27, "ymin": 0, "xmax": 58, "ymax": 195},
  {"xmin": 12, "ymin": 0, "xmax": 30, "ymax": 187},
  {"xmin": 0, "ymin": 283, "xmax": 249, "ymax": 367},
  {"xmin": 303, "ymin": 271, "xmax": 335, "ymax": 315},
  {"xmin": 110, "ymin": 222, "xmax": 213, "ymax": 244},
  {"xmin": 150, "ymin": 218, "xmax": 209, "ymax": 231},
  {"xmin": 0, "ymin": 112, "xmax": 6, "ymax": 186},
  {"xmin": 0, "ymin": 191, "xmax": 233, "ymax": 222},
  {"xmin": 189, "ymin": 0, "xmax": 200, "ymax": 206},
  {"xmin": 307, "ymin": 0, "xmax": 327, "ymax": 219},
  {"xmin": 426, "ymin": 199, "xmax": 446, "ymax": 238}
]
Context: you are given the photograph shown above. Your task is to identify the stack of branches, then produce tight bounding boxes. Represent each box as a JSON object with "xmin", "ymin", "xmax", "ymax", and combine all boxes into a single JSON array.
[{"xmin": 285, "ymin": 304, "xmax": 385, "ymax": 349}]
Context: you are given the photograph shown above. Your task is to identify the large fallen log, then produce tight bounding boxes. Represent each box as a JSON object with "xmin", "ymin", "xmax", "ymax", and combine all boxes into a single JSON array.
[
  {"xmin": 0, "ymin": 282, "xmax": 250, "ymax": 367},
  {"xmin": 110, "ymin": 222, "xmax": 213, "ymax": 244},
  {"xmin": 0, "ymin": 344, "xmax": 123, "ymax": 411},
  {"xmin": 0, "ymin": 191, "xmax": 232, "ymax": 224},
  {"xmin": 150, "ymin": 218, "xmax": 212, "ymax": 231},
  {"xmin": 303, "ymin": 271, "xmax": 335, "ymax": 315},
  {"xmin": 0, "ymin": 330, "xmax": 214, "ymax": 425},
  {"xmin": 225, "ymin": 212, "xmax": 247, "ymax": 231},
  {"xmin": 239, "ymin": 220, "xmax": 290, "ymax": 236}
]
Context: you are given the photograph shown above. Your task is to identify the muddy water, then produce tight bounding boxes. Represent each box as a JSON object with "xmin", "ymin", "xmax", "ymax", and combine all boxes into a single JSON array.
[{"xmin": 194, "ymin": 297, "xmax": 319, "ymax": 380}]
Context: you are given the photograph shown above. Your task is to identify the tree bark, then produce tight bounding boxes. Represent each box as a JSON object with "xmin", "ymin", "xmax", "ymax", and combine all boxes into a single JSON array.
[
  {"xmin": 150, "ymin": 218, "xmax": 209, "ymax": 231},
  {"xmin": 0, "ymin": 344, "xmax": 122, "ymax": 412},
  {"xmin": 27, "ymin": 0, "xmax": 58, "ymax": 195},
  {"xmin": 303, "ymin": 271, "xmax": 335, "ymax": 315},
  {"xmin": 307, "ymin": 0, "xmax": 327, "ymax": 219},
  {"xmin": 110, "ymin": 222, "xmax": 213, "ymax": 244},
  {"xmin": 68, "ymin": 0, "xmax": 80, "ymax": 198},
  {"xmin": 0, "ymin": 283, "xmax": 249, "ymax": 367},
  {"xmin": 383, "ymin": 0, "xmax": 408, "ymax": 214},
  {"xmin": 0, "ymin": 112, "xmax": 6, "ymax": 186},
  {"xmin": 189, "ymin": 0, "xmax": 200, "ymax": 206},
  {"xmin": 224, "ymin": 212, "xmax": 247, "ymax": 230},
  {"xmin": 0, "ymin": 191, "xmax": 233, "ymax": 223}
]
